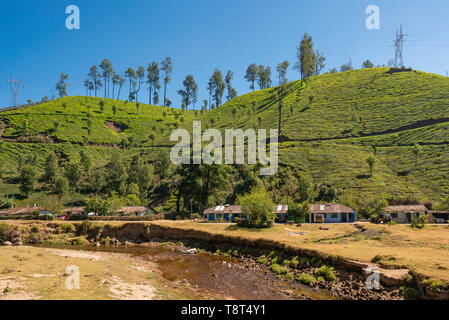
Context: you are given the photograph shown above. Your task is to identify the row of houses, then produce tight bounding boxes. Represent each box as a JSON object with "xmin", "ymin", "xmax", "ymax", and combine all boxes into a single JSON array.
[
  {"xmin": 204, "ymin": 203, "xmax": 358, "ymax": 223},
  {"xmin": 204, "ymin": 203, "xmax": 449, "ymax": 224},
  {"xmin": 0, "ymin": 205, "xmax": 155, "ymax": 217}
]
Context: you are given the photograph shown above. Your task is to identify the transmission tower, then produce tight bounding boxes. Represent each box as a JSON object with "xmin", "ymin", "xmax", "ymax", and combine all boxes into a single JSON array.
[
  {"xmin": 393, "ymin": 25, "xmax": 407, "ymax": 68},
  {"xmin": 7, "ymin": 76, "xmax": 23, "ymax": 107}
]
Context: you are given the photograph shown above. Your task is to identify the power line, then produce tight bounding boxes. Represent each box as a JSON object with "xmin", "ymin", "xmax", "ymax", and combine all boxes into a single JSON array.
[
  {"xmin": 393, "ymin": 25, "xmax": 407, "ymax": 68},
  {"xmin": 6, "ymin": 76, "xmax": 23, "ymax": 107}
]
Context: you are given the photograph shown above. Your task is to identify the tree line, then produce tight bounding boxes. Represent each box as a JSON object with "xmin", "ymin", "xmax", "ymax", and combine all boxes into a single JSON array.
[{"xmin": 52, "ymin": 33, "xmax": 386, "ymax": 111}]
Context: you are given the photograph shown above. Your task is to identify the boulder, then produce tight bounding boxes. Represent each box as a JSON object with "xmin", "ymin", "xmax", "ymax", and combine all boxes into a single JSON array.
[
  {"xmin": 13, "ymin": 241, "xmax": 23, "ymax": 246},
  {"xmin": 2, "ymin": 241, "xmax": 12, "ymax": 246}
]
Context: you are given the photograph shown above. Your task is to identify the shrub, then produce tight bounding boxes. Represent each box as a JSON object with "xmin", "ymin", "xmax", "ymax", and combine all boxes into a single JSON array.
[
  {"xmin": 290, "ymin": 257, "xmax": 299, "ymax": 269},
  {"xmin": 315, "ymin": 265, "xmax": 337, "ymax": 282},
  {"xmin": 297, "ymin": 273, "xmax": 317, "ymax": 287},
  {"xmin": 0, "ymin": 197, "xmax": 15, "ymax": 210},
  {"xmin": 270, "ymin": 264, "xmax": 288, "ymax": 275},
  {"xmin": 77, "ymin": 220, "xmax": 92, "ymax": 236},
  {"xmin": 257, "ymin": 256, "xmax": 268, "ymax": 265},
  {"xmin": 59, "ymin": 223, "xmax": 76, "ymax": 234},
  {"xmin": 422, "ymin": 278, "xmax": 444, "ymax": 290},
  {"xmin": 411, "ymin": 214, "xmax": 428, "ymax": 229},
  {"xmin": 237, "ymin": 186, "xmax": 275, "ymax": 228},
  {"xmin": 0, "ymin": 223, "xmax": 15, "ymax": 242},
  {"xmin": 400, "ymin": 286, "xmax": 420, "ymax": 300},
  {"xmin": 282, "ymin": 259, "xmax": 291, "ymax": 266}
]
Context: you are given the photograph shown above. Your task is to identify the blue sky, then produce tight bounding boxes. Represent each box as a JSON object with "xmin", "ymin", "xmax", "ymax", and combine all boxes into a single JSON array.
[{"xmin": 1, "ymin": 0, "xmax": 449, "ymax": 108}]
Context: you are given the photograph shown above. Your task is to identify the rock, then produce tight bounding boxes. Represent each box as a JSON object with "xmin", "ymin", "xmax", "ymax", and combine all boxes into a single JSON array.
[
  {"xmin": 12, "ymin": 237, "xmax": 22, "ymax": 244},
  {"xmin": 13, "ymin": 242, "xmax": 23, "ymax": 246},
  {"xmin": 182, "ymin": 248, "xmax": 198, "ymax": 254},
  {"xmin": 2, "ymin": 241, "xmax": 12, "ymax": 246}
]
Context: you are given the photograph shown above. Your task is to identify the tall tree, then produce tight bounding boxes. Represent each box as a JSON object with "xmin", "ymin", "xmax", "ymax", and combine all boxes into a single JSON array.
[
  {"xmin": 257, "ymin": 65, "xmax": 272, "ymax": 89},
  {"xmin": 117, "ymin": 75, "xmax": 125, "ymax": 100},
  {"xmin": 209, "ymin": 69, "xmax": 226, "ymax": 108},
  {"xmin": 276, "ymin": 61, "xmax": 289, "ymax": 85},
  {"xmin": 56, "ymin": 73, "xmax": 69, "ymax": 98},
  {"xmin": 83, "ymin": 78, "xmax": 93, "ymax": 96},
  {"xmin": 99, "ymin": 59, "xmax": 113, "ymax": 98},
  {"xmin": 146, "ymin": 62, "xmax": 160, "ymax": 105},
  {"xmin": 125, "ymin": 68, "xmax": 137, "ymax": 101},
  {"xmin": 135, "ymin": 66, "xmax": 145, "ymax": 103},
  {"xmin": 177, "ymin": 75, "xmax": 198, "ymax": 109},
  {"xmin": 88, "ymin": 66, "xmax": 102, "ymax": 97},
  {"xmin": 295, "ymin": 33, "xmax": 316, "ymax": 82},
  {"xmin": 112, "ymin": 73, "xmax": 120, "ymax": 99},
  {"xmin": 315, "ymin": 50, "xmax": 326, "ymax": 75},
  {"xmin": 225, "ymin": 70, "xmax": 237, "ymax": 101},
  {"xmin": 161, "ymin": 57, "xmax": 173, "ymax": 107},
  {"xmin": 245, "ymin": 63, "xmax": 258, "ymax": 91}
]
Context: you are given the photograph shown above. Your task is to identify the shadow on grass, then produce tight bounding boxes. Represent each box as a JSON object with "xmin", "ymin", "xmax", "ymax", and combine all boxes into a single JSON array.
[{"xmin": 356, "ymin": 174, "xmax": 372, "ymax": 179}]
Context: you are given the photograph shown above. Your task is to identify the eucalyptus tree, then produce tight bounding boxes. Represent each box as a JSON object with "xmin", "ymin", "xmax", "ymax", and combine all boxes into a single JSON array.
[
  {"xmin": 135, "ymin": 66, "xmax": 145, "ymax": 103},
  {"xmin": 147, "ymin": 62, "xmax": 160, "ymax": 105},
  {"xmin": 56, "ymin": 73, "xmax": 69, "ymax": 98},
  {"xmin": 209, "ymin": 69, "xmax": 225, "ymax": 107},
  {"xmin": 99, "ymin": 59, "xmax": 114, "ymax": 98},
  {"xmin": 244, "ymin": 63, "xmax": 258, "ymax": 91},
  {"xmin": 225, "ymin": 70, "xmax": 237, "ymax": 101},
  {"xmin": 161, "ymin": 57, "xmax": 173, "ymax": 107},
  {"xmin": 276, "ymin": 61, "xmax": 289, "ymax": 85},
  {"xmin": 295, "ymin": 33, "xmax": 316, "ymax": 82},
  {"xmin": 125, "ymin": 68, "xmax": 137, "ymax": 101},
  {"xmin": 88, "ymin": 65, "xmax": 102, "ymax": 97},
  {"xmin": 178, "ymin": 74, "xmax": 198, "ymax": 109}
]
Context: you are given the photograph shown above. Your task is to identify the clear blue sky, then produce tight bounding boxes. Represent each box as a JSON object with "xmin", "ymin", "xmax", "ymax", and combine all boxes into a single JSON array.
[{"xmin": 1, "ymin": 0, "xmax": 449, "ymax": 108}]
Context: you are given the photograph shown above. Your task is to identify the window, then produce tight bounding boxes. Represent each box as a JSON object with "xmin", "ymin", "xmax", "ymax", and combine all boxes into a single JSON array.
[
  {"xmin": 391, "ymin": 213, "xmax": 398, "ymax": 218},
  {"xmin": 331, "ymin": 213, "xmax": 338, "ymax": 219}
]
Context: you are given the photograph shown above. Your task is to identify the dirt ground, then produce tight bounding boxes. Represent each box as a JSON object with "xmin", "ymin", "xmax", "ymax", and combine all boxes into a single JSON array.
[{"xmin": 0, "ymin": 246, "xmax": 195, "ymax": 300}]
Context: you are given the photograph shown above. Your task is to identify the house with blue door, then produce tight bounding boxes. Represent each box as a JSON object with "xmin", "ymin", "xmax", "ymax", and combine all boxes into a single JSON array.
[
  {"xmin": 310, "ymin": 204, "xmax": 356, "ymax": 223},
  {"xmin": 204, "ymin": 205, "xmax": 243, "ymax": 222}
]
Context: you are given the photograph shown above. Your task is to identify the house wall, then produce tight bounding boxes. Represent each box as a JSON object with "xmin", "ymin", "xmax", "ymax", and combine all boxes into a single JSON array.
[{"xmin": 324, "ymin": 213, "xmax": 342, "ymax": 223}]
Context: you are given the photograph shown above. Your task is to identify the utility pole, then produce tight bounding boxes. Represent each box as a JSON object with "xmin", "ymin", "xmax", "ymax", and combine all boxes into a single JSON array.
[
  {"xmin": 393, "ymin": 25, "xmax": 407, "ymax": 68},
  {"xmin": 7, "ymin": 76, "xmax": 23, "ymax": 107}
]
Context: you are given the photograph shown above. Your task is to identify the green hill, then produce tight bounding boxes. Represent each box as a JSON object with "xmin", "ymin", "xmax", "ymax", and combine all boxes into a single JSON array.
[{"xmin": 1, "ymin": 67, "xmax": 449, "ymax": 204}]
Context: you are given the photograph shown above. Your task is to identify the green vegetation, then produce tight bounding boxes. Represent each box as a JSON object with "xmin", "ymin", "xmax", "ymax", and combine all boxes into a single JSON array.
[
  {"xmin": 315, "ymin": 265, "xmax": 337, "ymax": 282},
  {"xmin": 297, "ymin": 273, "xmax": 317, "ymax": 287},
  {"xmin": 1, "ymin": 68, "xmax": 449, "ymax": 211}
]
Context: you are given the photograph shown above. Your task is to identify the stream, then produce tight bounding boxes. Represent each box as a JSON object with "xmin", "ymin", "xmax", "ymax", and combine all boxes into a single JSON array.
[{"xmin": 36, "ymin": 243, "xmax": 336, "ymax": 300}]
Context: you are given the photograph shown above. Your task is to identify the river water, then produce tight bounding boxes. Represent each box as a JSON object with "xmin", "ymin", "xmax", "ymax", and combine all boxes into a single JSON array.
[{"xmin": 37, "ymin": 244, "xmax": 335, "ymax": 300}]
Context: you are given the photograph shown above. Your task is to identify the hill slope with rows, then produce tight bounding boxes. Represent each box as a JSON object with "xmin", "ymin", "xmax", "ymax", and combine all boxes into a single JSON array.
[{"xmin": 1, "ymin": 68, "xmax": 449, "ymax": 202}]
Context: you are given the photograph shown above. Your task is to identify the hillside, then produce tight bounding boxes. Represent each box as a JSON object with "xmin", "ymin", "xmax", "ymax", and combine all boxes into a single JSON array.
[{"xmin": 1, "ymin": 68, "xmax": 449, "ymax": 203}]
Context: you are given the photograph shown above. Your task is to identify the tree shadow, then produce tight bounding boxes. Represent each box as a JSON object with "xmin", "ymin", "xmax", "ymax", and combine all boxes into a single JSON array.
[{"xmin": 356, "ymin": 174, "xmax": 371, "ymax": 179}]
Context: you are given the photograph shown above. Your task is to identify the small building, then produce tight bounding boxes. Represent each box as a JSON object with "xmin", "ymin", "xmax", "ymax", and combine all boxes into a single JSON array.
[
  {"xmin": 203, "ymin": 205, "xmax": 242, "ymax": 222},
  {"xmin": 63, "ymin": 207, "xmax": 86, "ymax": 216},
  {"xmin": 385, "ymin": 205, "xmax": 428, "ymax": 224},
  {"xmin": 0, "ymin": 206, "xmax": 50, "ymax": 217},
  {"xmin": 310, "ymin": 204, "xmax": 356, "ymax": 223},
  {"xmin": 273, "ymin": 205, "xmax": 288, "ymax": 223},
  {"xmin": 428, "ymin": 211, "xmax": 449, "ymax": 224},
  {"xmin": 114, "ymin": 206, "xmax": 154, "ymax": 217}
]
